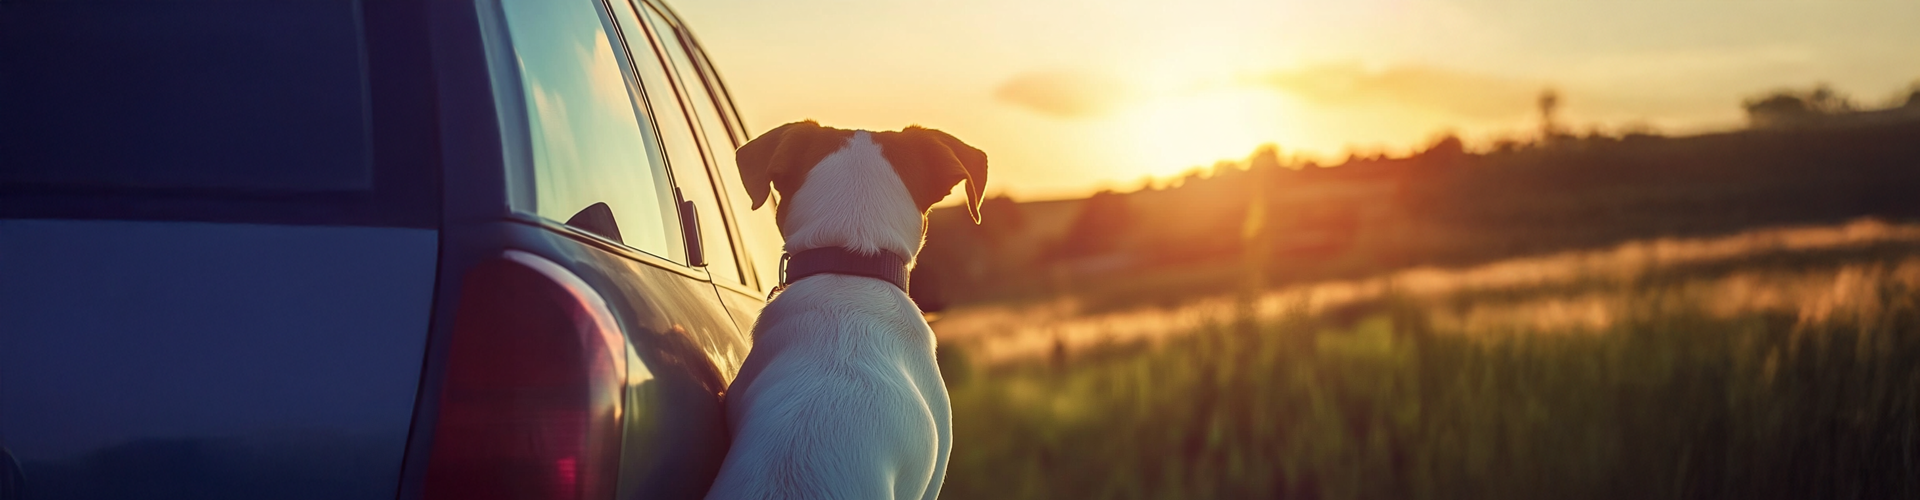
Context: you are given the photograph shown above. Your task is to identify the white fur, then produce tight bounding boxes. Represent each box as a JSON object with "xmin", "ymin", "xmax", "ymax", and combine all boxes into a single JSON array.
[
  {"xmin": 706, "ymin": 131, "xmax": 952, "ymax": 500},
  {"xmin": 776, "ymin": 132, "xmax": 926, "ymax": 262}
]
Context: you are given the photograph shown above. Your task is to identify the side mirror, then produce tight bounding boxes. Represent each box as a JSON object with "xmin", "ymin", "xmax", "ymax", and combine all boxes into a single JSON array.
[{"xmin": 676, "ymin": 189, "xmax": 706, "ymax": 267}]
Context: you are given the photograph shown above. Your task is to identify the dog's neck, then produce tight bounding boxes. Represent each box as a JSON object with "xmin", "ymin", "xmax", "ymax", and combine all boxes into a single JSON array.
[{"xmin": 777, "ymin": 131, "xmax": 926, "ymax": 264}]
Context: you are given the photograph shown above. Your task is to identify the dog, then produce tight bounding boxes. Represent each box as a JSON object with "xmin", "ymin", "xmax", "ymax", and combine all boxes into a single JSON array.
[{"xmin": 704, "ymin": 121, "xmax": 986, "ymax": 500}]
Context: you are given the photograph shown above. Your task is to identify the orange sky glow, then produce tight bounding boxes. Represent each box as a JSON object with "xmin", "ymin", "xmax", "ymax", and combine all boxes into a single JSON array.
[{"xmin": 675, "ymin": 0, "xmax": 1920, "ymax": 200}]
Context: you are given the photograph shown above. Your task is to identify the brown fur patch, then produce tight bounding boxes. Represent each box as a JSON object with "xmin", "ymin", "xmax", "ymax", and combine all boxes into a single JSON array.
[
  {"xmin": 734, "ymin": 120, "xmax": 856, "ymax": 225},
  {"xmin": 871, "ymin": 126, "xmax": 990, "ymax": 223}
]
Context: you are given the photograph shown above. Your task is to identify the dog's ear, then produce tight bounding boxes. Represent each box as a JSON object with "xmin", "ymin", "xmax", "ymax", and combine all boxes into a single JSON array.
[
  {"xmin": 874, "ymin": 126, "xmax": 990, "ymax": 224},
  {"xmin": 735, "ymin": 120, "xmax": 852, "ymax": 210}
]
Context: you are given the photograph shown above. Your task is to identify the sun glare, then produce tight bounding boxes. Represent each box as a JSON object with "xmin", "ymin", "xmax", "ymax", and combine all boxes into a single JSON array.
[{"xmin": 1110, "ymin": 86, "xmax": 1305, "ymax": 178}]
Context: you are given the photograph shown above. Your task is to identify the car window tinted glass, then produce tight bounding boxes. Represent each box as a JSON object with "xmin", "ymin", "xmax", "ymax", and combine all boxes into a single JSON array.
[
  {"xmin": 648, "ymin": 9, "xmax": 781, "ymax": 290},
  {"xmin": 612, "ymin": 1, "xmax": 744, "ymax": 285},
  {"xmin": 0, "ymin": 0, "xmax": 370, "ymax": 193},
  {"xmin": 648, "ymin": 15, "xmax": 733, "ymax": 153},
  {"xmin": 690, "ymin": 43, "xmax": 750, "ymax": 147},
  {"xmin": 500, "ymin": 0, "xmax": 681, "ymax": 259}
]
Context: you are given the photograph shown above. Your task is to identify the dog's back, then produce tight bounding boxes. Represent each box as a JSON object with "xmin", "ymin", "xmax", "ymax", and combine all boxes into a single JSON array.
[
  {"xmin": 709, "ymin": 275, "xmax": 950, "ymax": 499},
  {"xmin": 706, "ymin": 122, "xmax": 984, "ymax": 499}
]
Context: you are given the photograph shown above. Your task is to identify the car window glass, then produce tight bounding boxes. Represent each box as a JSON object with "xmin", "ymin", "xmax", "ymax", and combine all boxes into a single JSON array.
[
  {"xmin": 611, "ymin": 0, "xmax": 744, "ymax": 285},
  {"xmin": 499, "ymin": 0, "xmax": 681, "ymax": 260},
  {"xmin": 654, "ymin": 24, "xmax": 739, "ymax": 150},
  {"xmin": 649, "ymin": 10, "xmax": 782, "ymax": 290},
  {"xmin": 691, "ymin": 43, "xmax": 750, "ymax": 146},
  {"xmin": 1, "ymin": 1, "xmax": 370, "ymax": 193}
]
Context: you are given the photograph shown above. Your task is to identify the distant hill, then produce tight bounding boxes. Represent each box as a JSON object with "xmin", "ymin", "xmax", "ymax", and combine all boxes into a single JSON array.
[{"xmin": 910, "ymin": 119, "xmax": 1920, "ymax": 311}]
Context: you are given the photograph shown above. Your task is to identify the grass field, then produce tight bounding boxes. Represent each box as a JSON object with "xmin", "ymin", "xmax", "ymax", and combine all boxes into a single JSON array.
[{"xmin": 934, "ymin": 220, "xmax": 1920, "ymax": 499}]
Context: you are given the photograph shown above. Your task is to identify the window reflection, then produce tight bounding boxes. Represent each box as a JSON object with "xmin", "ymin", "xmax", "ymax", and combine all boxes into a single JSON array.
[{"xmin": 501, "ymin": 0, "xmax": 681, "ymax": 260}]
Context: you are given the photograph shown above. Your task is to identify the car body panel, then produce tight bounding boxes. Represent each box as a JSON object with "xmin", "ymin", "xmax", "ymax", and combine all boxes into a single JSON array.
[
  {"xmin": 0, "ymin": 219, "xmax": 438, "ymax": 500},
  {"xmin": 391, "ymin": 0, "xmax": 760, "ymax": 497},
  {"xmin": 403, "ymin": 217, "xmax": 747, "ymax": 499},
  {"xmin": 714, "ymin": 285, "xmax": 771, "ymax": 344},
  {"xmin": 0, "ymin": 0, "xmax": 775, "ymax": 497}
]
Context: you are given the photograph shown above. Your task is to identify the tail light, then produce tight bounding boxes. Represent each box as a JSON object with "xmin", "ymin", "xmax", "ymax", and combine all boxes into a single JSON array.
[{"xmin": 422, "ymin": 250, "xmax": 627, "ymax": 500}]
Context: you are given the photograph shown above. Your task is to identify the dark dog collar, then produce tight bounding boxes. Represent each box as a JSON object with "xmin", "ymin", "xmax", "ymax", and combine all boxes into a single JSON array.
[{"xmin": 778, "ymin": 247, "xmax": 909, "ymax": 293}]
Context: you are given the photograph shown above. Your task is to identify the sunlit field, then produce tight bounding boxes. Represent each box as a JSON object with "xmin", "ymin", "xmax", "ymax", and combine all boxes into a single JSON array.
[
  {"xmin": 935, "ymin": 218, "xmax": 1920, "ymax": 364},
  {"xmin": 932, "ymin": 219, "xmax": 1920, "ymax": 499}
]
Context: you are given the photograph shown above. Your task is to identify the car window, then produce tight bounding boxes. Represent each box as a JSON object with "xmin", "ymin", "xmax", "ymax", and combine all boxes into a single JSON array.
[
  {"xmin": 0, "ymin": 1, "xmax": 370, "ymax": 193},
  {"xmin": 499, "ymin": 0, "xmax": 682, "ymax": 260},
  {"xmin": 649, "ymin": 13, "xmax": 738, "ymax": 152},
  {"xmin": 689, "ymin": 41, "xmax": 751, "ymax": 147},
  {"xmin": 610, "ymin": 0, "xmax": 745, "ymax": 286},
  {"xmin": 647, "ymin": 8, "xmax": 784, "ymax": 291},
  {"xmin": 0, "ymin": 0, "xmax": 443, "ymax": 229}
]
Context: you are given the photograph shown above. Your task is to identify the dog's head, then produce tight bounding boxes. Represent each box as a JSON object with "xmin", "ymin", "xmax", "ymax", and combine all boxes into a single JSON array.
[{"xmin": 736, "ymin": 121, "xmax": 987, "ymax": 258}]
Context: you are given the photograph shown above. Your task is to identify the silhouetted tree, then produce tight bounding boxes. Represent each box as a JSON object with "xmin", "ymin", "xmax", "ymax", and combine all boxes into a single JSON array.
[
  {"xmin": 1747, "ymin": 84, "xmax": 1858, "ymax": 128},
  {"xmin": 1246, "ymin": 143, "xmax": 1284, "ymax": 172},
  {"xmin": 1054, "ymin": 190, "xmax": 1132, "ymax": 259},
  {"xmin": 975, "ymin": 195, "xmax": 1027, "ymax": 247},
  {"xmin": 1420, "ymin": 135, "xmax": 1466, "ymax": 161},
  {"xmin": 1805, "ymin": 84, "xmax": 1852, "ymax": 113},
  {"xmin": 1538, "ymin": 88, "xmax": 1562, "ymax": 140},
  {"xmin": 1746, "ymin": 94, "xmax": 1814, "ymax": 128}
]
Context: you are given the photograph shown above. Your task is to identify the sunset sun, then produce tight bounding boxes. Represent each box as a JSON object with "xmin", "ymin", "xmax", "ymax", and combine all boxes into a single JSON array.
[{"xmin": 1110, "ymin": 85, "xmax": 1307, "ymax": 179}]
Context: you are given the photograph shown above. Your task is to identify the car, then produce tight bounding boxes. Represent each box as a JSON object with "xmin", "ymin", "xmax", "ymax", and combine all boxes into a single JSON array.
[{"xmin": 0, "ymin": 0, "xmax": 783, "ymax": 498}]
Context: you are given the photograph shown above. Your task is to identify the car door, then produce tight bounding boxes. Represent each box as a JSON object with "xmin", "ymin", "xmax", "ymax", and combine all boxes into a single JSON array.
[{"xmin": 399, "ymin": 0, "xmax": 750, "ymax": 498}]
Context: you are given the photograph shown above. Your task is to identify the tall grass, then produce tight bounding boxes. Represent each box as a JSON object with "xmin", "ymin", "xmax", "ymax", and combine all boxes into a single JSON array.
[{"xmin": 941, "ymin": 283, "xmax": 1920, "ymax": 499}]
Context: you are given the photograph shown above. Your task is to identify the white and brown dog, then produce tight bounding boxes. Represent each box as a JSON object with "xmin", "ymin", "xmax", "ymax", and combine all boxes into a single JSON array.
[{"xmin": 705, "ymin": 121, "xmax": 986, "ymax": 499}]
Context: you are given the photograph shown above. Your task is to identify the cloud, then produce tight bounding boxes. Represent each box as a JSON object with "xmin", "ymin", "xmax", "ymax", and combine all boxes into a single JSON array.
[
  {"xmin": 994, "ymin": 70, "xmax": 1136, "ymax": 119},
  {"xmin": 1256, "ymin": 64, "xmax": 1544, "ymax": 119}
]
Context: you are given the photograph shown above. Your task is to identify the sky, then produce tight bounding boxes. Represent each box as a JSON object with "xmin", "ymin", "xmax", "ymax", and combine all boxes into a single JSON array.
[{"xmin": 673, "ymin": 0, "xmax": 1920, "ymax": 200}]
